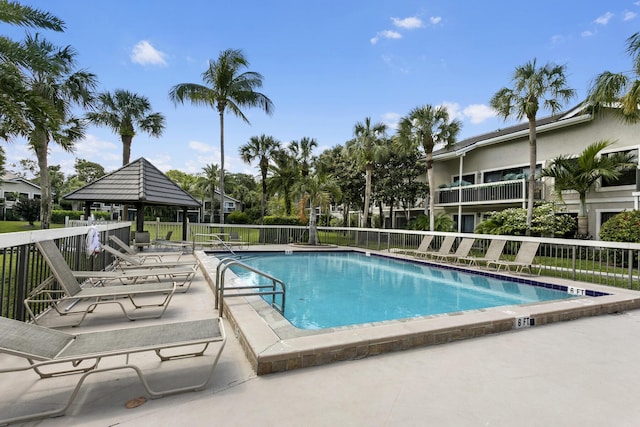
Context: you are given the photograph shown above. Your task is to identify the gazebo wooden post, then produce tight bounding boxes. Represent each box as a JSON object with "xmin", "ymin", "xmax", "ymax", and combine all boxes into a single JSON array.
[
  {"xmin": 136, "ymin": 202, "xmax": 145, "ymax": 232},
  {"xmin": 182, "ymin": 207, "xmax": 188, "ymax": 240},
  {"xmin": 84, "ymin": 201, "xmax": 92, "ymax": 221}
]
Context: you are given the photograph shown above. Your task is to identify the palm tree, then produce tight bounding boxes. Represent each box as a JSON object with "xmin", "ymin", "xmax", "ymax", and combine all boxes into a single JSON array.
[
  {"xmin": 345, "ymin": 117, "xmax": 387, "ymax": 228},
  {"xmin": 396, "ymin": 105, "xmax": 461, "ymax": 231},
  {"xmin": 13, "ymin": 34, "xmax": 96, "ymax": 229},
  {"xmin": 289, "ymin": 137, "xmax": 318, "ymax": 178},
  {"xmin": 295, "ymin": 173, "xmax": 341, "ymax": 245},
  {"xmin": 269, "ymin": 149, "xmax": 298, "ymax": 215},
  {"xmin": 587, "ymin": 32, "xmax": 640, "ymax": 123},
  {"xmin": 239, "ymin": 134, "xmax": 281, "ymax": 224},
  {"xmin": 86, "ymin": 89, "xmax": 165, "ymax": 165},
  {"xmin": 0, "ymin": 2, "xmax": 65, "ymax": 142},
  {"xmin": 196, "ymin": 163, "xmax": 219, "ymax": 222},
  {"xmin": 490, "ymin": 59, "xmax": 575, "ymax": 231},
  {"xmin": 541, "ymin": 140, "xmax": 636, "ymax": 236},
  {"xmin": 169, "ymin": 48, "xmax": 274, "ymax": 225}
]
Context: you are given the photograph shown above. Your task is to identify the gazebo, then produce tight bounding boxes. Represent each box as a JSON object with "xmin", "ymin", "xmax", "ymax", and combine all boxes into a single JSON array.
[{"xmin": 63, "ymin": 158, "xmax": 201, "ymax": 241}]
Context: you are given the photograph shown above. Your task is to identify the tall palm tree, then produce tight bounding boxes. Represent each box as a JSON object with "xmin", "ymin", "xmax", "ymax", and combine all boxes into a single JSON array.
[
  {"xmin": 12, "ymin": 34, "xmax": 96, "ymax": 229},
  {"xmin": 269, "ymin": 149, "xmax": 298, "ymax": 215},
  {"xmin": 345, "ymin": 117, "xmax": 387, "ymax": 228},
  {"xmin": 196, "ymin": 163, "xmax": 219, "ymax": 222},
  {"xmin": 0, "ymin": 2, "xmax": 65, "ymax": 142},
  {"xmin": 295, "ymin": 173, "xmax": 341, "ymax": 245},
  {"xmin": 490, "ymin": 59, "xmax": 575, "ymax": 231},
  {"xmin": 239, "ymin": 134, "xmax": 281, "ymax": 224},
  {"xmin": 289, "ymin": 137, "xmax": 318, "ymax": 178},
  {"xmin": 169, "ymin": 48, "xmax": 274, "ymax": 225},
  {"xmin": 541, "ymin": 140, "xmax": 636, "ymax": 236},
  {"xmin": 86, "ymin": 89, "xmax": 165, "ymax": 165},
  {"xmin": 587, "ymin": 32, "xmax": 640, "ymax": 123},
  {"xmin": 396, "ymin": 105, "xmax": 461, "ymax": 231}
]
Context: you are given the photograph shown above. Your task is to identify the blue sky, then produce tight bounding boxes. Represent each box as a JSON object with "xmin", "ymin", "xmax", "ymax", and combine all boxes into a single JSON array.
[{"xmin": 3, "ymin": 1, "xmax": 640, "ymax": 178}]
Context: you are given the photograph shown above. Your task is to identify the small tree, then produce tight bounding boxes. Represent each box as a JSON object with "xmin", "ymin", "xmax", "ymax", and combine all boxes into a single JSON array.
[{"xmin": 13, "ymin": 197, "xmax": 40, "ymax": 225}]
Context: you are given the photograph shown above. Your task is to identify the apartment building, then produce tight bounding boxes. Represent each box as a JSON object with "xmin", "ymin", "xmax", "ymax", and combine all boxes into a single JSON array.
[{"xmin": 432, "ymin": 104, "xmax": 640, "ymax": 238}]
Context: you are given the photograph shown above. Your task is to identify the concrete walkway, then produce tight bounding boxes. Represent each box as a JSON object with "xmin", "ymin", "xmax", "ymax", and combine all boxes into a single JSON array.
[{"xmin": 4, "ymin": 252, "xmax": 640, "ymax": 426}]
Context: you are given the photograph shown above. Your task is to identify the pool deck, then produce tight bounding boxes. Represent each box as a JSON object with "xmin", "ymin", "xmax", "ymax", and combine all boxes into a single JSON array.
[{"xmin": 3, "ymin": 245, "xmax": 640, "ymax": 425}]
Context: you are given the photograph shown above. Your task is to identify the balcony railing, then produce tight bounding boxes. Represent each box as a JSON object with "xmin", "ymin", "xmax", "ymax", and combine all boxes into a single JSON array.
[{"xmin": 435, "ymin": 179, "xmax": 543, "ymax": 206}]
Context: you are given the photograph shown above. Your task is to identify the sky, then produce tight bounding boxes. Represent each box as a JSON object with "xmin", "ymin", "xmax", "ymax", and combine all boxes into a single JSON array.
[{"xmin": 3, "ymin": 0, "xmax": 640, "ymax": 179}]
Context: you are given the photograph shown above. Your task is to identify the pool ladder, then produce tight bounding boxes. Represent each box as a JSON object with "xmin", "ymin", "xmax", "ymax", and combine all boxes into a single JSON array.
[{"xmin": 215, "ymin": 258, "xmax": 286, "ymax": 317}]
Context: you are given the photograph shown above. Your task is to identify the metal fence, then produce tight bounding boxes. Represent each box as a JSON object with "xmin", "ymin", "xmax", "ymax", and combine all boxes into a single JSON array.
[
  {"xmin": 4, "ymin": 221, "xmax": 640, "ymax": 321},
  {"xmin": 0, "ymin": 223, "xmax": 131, "ymax": 321}
]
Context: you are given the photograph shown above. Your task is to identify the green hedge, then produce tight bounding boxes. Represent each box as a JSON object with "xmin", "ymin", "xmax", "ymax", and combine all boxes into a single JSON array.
[
  {"xmin": 50, "ymin": 210, "xmax": 111, "ymax": 224},
  {"xmin": 262, "ymin": 215, "xmax": 305, "ymax": 226}
]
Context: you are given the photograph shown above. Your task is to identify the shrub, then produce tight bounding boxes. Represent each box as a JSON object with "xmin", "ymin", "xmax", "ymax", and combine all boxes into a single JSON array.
[
  {"xmin": 600, "ymin": 210, "xmax": 640, "ymax": 243},
  {"xmin": 227, "ymin": 211, "xmax": 249, "ymax": 224},
  {"xmin": 263, "ymin": 215, "xmax": 304, "ymax": 225},
  {"xmin": 408, "ymin": 213, "xmax": 454, "ymax": 232},
  {"xmin": 475, "ymin": 203, "xmax": 575, "ymax": 237},
  {"xmin": 13, "ymin": 198, "xmax": 40, "ymax": 225}
]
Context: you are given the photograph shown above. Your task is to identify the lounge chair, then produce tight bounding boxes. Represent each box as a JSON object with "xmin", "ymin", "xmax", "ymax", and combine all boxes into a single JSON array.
[
  {"xmin": 431, "ymin": 238, "xmax": 475, "ymax": 263},
  {"xmin": 101, "ymin": 243, "xmax": 194, "ymax": 269},
  {"xmin": 458, "ymin": 239, "xmax": 507, "ymax": 267},
  {"xmin": 111, "ymin": 234, "xmax": 192, "ymax": 255},
  {"xmin": 26, "ymin": 240, "xmax": 179, "ymax": 326},
  {"xmin": 228, "ymin": 231, "xmax": 249, "ymax": 249},
  {"xmin": 390, "ymin": 235, "xmax": 434, "ymax": 256},
  {"xmin": 420, "ymin": 235, "xmax": 456, "ymax": 259},
  {"xmin": 486, "ymin": 241, "xmax": 541, "ymax": 274},
  {"xmin": 0, "ymin": 316, "xmax": 226, "ymax": 424}
]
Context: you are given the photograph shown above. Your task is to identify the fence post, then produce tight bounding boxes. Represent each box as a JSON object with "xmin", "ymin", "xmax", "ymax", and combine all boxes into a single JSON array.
[
  {"xmin": 628, "ymin": 249, "xmax": 634, "ymax": 290},
  {"xmin": 14, "ymin": 245, "xmax": 29, "ymax": 321},
  {"xmin": 572, "ymin": 245, "xmax": 577, "ymax": 281}
]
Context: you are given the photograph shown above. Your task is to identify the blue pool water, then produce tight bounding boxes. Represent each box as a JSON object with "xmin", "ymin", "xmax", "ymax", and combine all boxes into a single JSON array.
[{"xmin": 228, "ymin": 251, "xmax": 576, "ymax": 329}]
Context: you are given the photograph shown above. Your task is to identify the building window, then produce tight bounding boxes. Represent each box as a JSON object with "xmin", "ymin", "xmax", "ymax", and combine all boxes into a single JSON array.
[
  {"xmin": 453, "ymin": 214, "xmax": 475, "ymax": 233},
  {"xmin": 601, "ymin": 149, "xmax": 637, "ymax": 188},
  {"xmin": 452, "ymin": 173, "xmax": 476, "ymax": 185},
  {"xmin": 483, "ymin": 165, "xmax": 541, "ymax": 183},
  {"xmin": 600, "ymin": 211, "xmax": 620, "ymax": 226}
]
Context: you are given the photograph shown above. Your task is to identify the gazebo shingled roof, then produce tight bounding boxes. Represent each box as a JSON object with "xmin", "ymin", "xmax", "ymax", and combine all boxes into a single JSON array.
[{"xmin": 64, "ymin": 158, "xmax": 201, "ymax": 238}]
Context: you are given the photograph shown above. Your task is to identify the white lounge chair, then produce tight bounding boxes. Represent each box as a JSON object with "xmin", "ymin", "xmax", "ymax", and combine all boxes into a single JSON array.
[
  {"xmin": 486, "ymin": 241, "xmax": 541, "ymax": 274},
  {"xmin": 101, "ymin": 243, "xmax": 195, "ymax": 269},
  {"xmin": 420, "ymin": 235, "xmax": 456, "ymax": 259},
  {"xmin": 390, "ymin": 235, "xmax": 434, "ymax": 256},
  {"xmin": 25, "ymin": 240, "xmax": 180, "ymax": 326},
  {"xmin": 458, "ymin": 239, "xmax": 507, "ymax": 267},
  {"xmin": 0, "ymin": 316, "xmax": 226, "ymax": 425},
  {"xmin": 431, "ymin": 238, "xmax": 475, "ymax": 263}
]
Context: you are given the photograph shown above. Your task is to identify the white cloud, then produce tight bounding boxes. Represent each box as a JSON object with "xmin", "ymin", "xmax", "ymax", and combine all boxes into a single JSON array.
[
  {"xmin": 624, "ymin": 11, "xmax": 637, "ymax": 21},
  {"xmin": 391, "ymin": 16, "xmax": 423, "ymax": 29},
  {"xmin": 429, "ymin": 16, "xmax": 442, "ymax": 25},
  {"xmin": 188, "ymin": 140, "xmax": 215, "ymax": 153},
  {"xmin": 463, "ymin": 104, "xmax": 496, "ymax": 124},
  {"xmin": 440, "ymin": 101, "xmax": 463, "ymax": 121},
  {"xmin": 370, "ymin": 30, "xmax": 402, "ymax": 45},
  {"xmin": 550, "ymin": 34, "xmax": 564, "ymax": 44},
  {"xmin": 581, "ymin": 30, "xmax": 594, "ymax": 37},
  {"xmin": 130, "ymin": 40, "xmax": 168, "ymax": 66},
  {"xmin": 594, "ymin": 12, "xmax": 614, "ymax": 25},
  {"xmin": 382, "ymin": 112, "xmax": 401, "ymax": 130}
]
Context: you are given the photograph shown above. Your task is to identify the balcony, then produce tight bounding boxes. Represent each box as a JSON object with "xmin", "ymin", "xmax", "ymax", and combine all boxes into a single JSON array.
[{"xmin": 435, "ymin": 179, "xmax": 543, "ymax": 206}]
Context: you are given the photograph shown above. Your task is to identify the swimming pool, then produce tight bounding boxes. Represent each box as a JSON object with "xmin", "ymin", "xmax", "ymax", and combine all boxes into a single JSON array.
[{"xmin": 229, "ymin": 251, "xmax": 576, "ymax": 329}]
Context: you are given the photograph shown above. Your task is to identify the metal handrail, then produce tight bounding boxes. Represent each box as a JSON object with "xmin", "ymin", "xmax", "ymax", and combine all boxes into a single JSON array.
[{"xmin": 215, "ymin": 259, "xmax": 286, "ymax": 317}]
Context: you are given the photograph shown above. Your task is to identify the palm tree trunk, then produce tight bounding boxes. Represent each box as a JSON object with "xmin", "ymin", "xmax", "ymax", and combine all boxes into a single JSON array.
[
  {"xmin": 426, "ymin": 153, "xmax": 435, "ymax": 232},
  {"xmin": 308, "ymin": 202, "xmax": 318, "ymax": 245},
  {"xmin": 260, "ymin": 172, "xmax": 267, "ymax": 225},
  {"xmin": 33, "ymin": 131, "xmax": 51, "ymax": 229},
  {"xmin": 578, "ymin": 193, "xmax": 589, "ymax": 236},
  {"xmin": 363, "ymin": 167, "xmax": 372, "ymax": 227},
  {"xmin": 526, "ymin": 117, "xmax": 537, "ymax": 233},
  {"xmin": 121, "ymin": 135, "xmax": 133, "ymax": 165},
  {"xmin": 218, "ymin": 110, "xmax": 225, "ymax": 226}
]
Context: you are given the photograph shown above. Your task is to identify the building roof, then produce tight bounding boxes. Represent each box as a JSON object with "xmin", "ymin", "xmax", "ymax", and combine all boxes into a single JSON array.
[
  {"xmin": 63, "ymin": 157, "xmax": 201, "ymax": 208},
  {"xmin": 0, "ymin": 172, "xmax": 42, "ymax": 190},
  {"xmin": 433, "ymin": 103, "xmax": 593, "ymax": 160}
]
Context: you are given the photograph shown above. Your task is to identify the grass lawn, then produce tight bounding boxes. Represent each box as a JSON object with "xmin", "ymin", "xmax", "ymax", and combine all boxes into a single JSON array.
[{"xmin": 0, "ymin": 221, "xmax": 65, "ymax": 233}]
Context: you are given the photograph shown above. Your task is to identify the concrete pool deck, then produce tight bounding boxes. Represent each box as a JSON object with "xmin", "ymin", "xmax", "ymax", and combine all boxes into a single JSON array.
[
  {"xmin": 3, "ymin": 246, "xmax": 640, "ymax": 425},
  {"xmin": 202, "ymin": 245, "xmax": 640, "ymax": 375}
]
